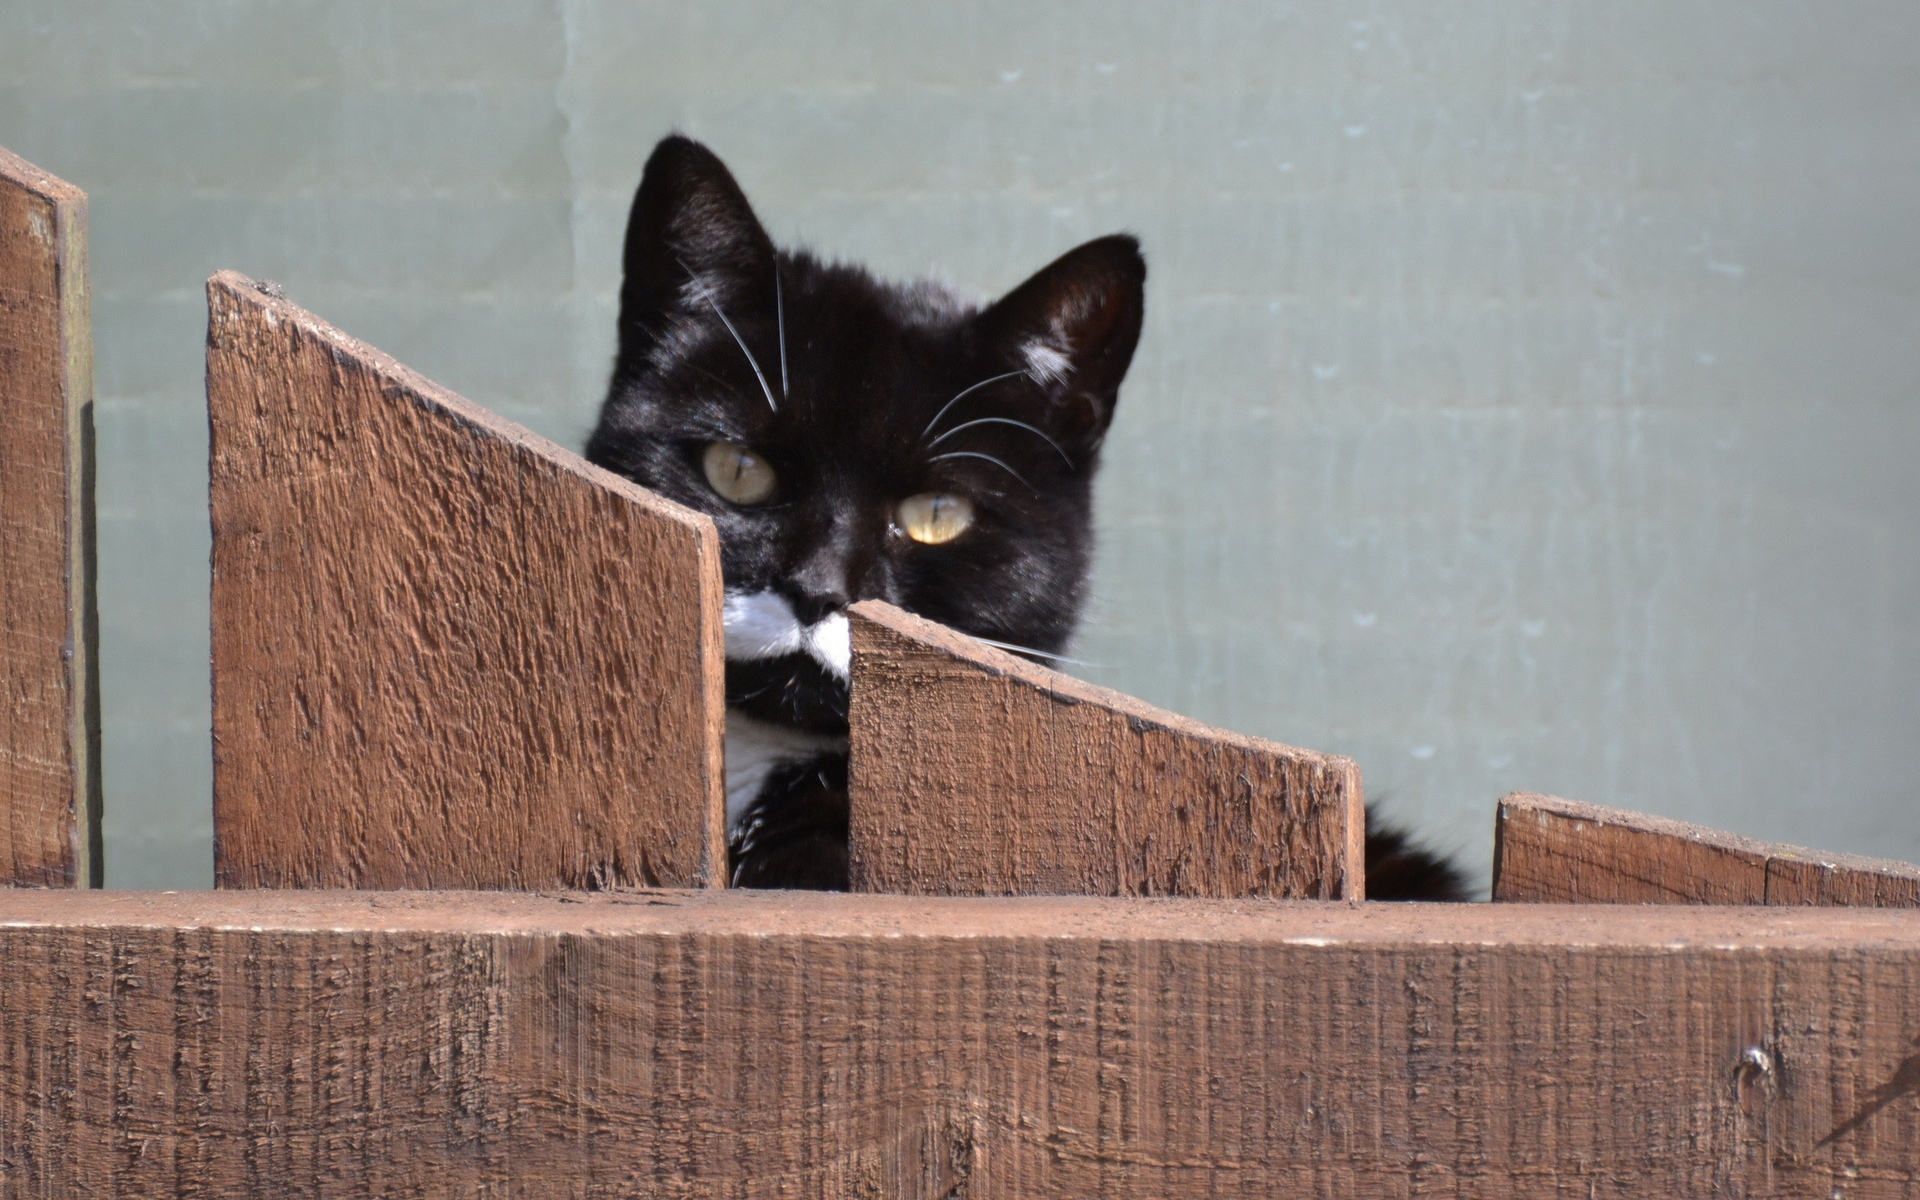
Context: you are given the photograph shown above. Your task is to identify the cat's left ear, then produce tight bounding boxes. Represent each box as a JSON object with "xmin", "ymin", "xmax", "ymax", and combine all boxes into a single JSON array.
[
  {"xmin": 615, "ymin": 135, "xmax": 778, "ymax": 370},
  {"xmin": 977, "ymin": 234, "xmax": 1146, "ymax": 452}
]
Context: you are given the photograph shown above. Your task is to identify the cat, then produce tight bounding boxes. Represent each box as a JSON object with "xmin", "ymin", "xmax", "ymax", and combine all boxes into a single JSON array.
[{"xmin": 587, "ymin": 135, "xmax": 1468, "ymax": 901}]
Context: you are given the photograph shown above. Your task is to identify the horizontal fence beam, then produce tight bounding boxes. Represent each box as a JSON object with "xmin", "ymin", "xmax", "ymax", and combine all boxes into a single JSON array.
[
  {"xmin": 206, "ymin": 272, "xmax": 726, "ymax": 890},
  {"xmin": 3, "ymin": 889, "xmax": 1919, "ymax": 1195},
  {"xmin": 848, "ymin": 601, "xmax": 1362, "ymax": 898},
  {"xmin": 1494, "ymin": 792, "xmax": 1920, "ymax": 906},
  {"xmin": 0, "ymin": 146, "xmax": 98, "ymax": 887}
]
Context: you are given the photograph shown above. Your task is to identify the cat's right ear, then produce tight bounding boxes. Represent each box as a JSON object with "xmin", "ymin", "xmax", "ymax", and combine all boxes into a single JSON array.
[
  {"xmin": 616, "ymin": 135, "xmax": 777, "ymax": 366},
  {"xmin": 976, "ymin": 234, "xmax": 1147, "ymax": 456}
]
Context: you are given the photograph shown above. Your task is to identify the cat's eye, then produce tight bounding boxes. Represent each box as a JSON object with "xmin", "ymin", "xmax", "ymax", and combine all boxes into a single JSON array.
[
  {"xmin": 702, "ymin": 441, "xmax": 776, "ymax": 505},
  {"xmin": 897, "ymin": 493, "xmax": 974, "ymax": 545}
]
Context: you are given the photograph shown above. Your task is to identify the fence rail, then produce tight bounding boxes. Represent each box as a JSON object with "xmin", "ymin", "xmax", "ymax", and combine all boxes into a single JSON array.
[{"xmin": 4, "ymin": 888, "xmax": 1919, "ymax": 1196}]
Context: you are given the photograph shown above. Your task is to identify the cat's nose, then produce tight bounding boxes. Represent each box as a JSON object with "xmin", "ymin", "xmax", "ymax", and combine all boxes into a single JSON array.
[
  {"xmin": 780, "ymin": 585, "xmax": 846, "ymax": 627},
  {"xmin": 785, "ymin": 542, "xmax": 854, "ymax": 624}
]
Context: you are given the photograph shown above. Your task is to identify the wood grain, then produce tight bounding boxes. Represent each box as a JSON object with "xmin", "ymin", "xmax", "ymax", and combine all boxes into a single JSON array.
[
  {"xmin": 0, "ymin": 146, "xmax": 98, "ymax": 887},
  {"xmin": 1493, "ymin": 791, "xmax": 1920, "ymax": 906},
  {"xmin": 2, "ymin": 888, "xmax": 1919, "ymax": 1196},
  {"xmin": 206, "ymin": 271, "xmax": 725, "ymax": 890},
  {"xmin": 847, "ymin": 601, "xmax": 1362, "ymax": 899}
]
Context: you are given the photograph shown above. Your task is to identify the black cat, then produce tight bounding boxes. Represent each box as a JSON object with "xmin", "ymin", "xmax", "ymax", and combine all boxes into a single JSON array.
[{"xmin": 587, "ymin": 135, "xmax": 1467, "ymax": 901}]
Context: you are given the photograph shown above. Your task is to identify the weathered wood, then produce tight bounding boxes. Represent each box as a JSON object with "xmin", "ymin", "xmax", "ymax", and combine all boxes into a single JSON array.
[
  {"xmin": 847, "ymin": 601, "xmax": 1362, "ymax": 899},
  {"xmin": 206, "ymin": 272, "xmax": 725, "ymax": 889},
  {"xmin": 2, "ymin": 888, "xmax": 1918, "ymax": 1196},
  {"xmin": 1493, "ymin": 791, "xmax": 1920, "ymax": 906},
  {"xmin": 0, "ymin": 146, "xmax": 98, "ymax": 887}
]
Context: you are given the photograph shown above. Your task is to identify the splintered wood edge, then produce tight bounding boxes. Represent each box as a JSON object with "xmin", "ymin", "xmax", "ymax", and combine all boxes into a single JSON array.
[
  {"xmin": 0, "ymin": 146, "xmax": 98, "ymax": 887},
  {"xmin": 1492, "ymin": 792, "xmax": 1920, "ymax": 903},
  {"xmin": 206, "ymin": 270, "xmax": 728, "ymax": 884},
  {"xmin": 848, "ymin": 600, "xmax": 1357, "ymax": 776},
  {"xmin": 4, "ymin": 886, "xmax": 1920, "ymax": 948},
  {"xmin": 0, "ymin": 146, "xmax": 86, "ymax": 207},
  {"xmin": 207, "ymin": 271, "xmax": 711, "ymax": 537}
]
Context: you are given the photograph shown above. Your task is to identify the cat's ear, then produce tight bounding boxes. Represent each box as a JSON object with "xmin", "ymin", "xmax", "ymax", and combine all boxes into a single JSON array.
[
  {"xmin": 977, "ymin": 234, "xmax": 1146, "ymax": 451},
  {"xmin": 616, "ymin": 135, "xmax": 776, "ymax": 365}
]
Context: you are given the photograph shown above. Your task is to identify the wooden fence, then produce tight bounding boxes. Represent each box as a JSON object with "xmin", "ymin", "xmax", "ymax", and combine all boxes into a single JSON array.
[
  {"xmin": 0, "ymin": 146, "xmax": 97, "ymax": 888},
  {"xmin": 4, "ymin": 146, "xmax": 1919, "ymax": 1197},
  {"xmin": 205, "ymin": 271, "xmax": 725, "ymax": 891}
]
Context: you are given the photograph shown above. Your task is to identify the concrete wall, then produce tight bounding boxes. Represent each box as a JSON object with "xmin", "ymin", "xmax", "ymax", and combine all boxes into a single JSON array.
[{"xmin": 3, "ymin": 2, "xmax": 1915, "ymax": 889}]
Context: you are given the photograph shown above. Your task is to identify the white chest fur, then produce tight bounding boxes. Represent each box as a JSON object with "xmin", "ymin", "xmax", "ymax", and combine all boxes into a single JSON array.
[
  {"xmin": 722, "ymin": 711, "xmax": 847, "ymax": 831},
  {"xmin": 719, "ymin": 588, "xmax": 855, "ymax": 834}
]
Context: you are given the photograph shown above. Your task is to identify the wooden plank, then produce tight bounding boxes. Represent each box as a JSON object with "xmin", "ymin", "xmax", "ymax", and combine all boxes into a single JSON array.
[
  {"xmin": 206, "ymin": 272, "xmax": 725, "ymax": 890},
  {"xmin": 0, "ymin": 146, "xmax": 98, "ymax": 887},
  {"xmin": 847, "ymin": 601, "xmax": 1362, "ymax": 899},
  {"xmin": 2, "ymin": 888, "xmax": 1919, "ymax": 1196},
  {"xmin": 1493, "ymin": 791, "xmax": 1920, "ymax": 906}
]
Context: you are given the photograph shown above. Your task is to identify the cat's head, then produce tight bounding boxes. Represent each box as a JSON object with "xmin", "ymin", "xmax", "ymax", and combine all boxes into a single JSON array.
[{"xmin": 587, "ymin": 136, "xmax": 1145, "ymax": 733}]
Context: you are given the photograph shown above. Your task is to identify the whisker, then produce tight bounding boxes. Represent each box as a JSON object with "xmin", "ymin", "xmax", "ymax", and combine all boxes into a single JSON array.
[
  {"xmin": 774, "ymin": 265, "xmax": 789, "ymax": 401},
  {"xmin": 970, "ymin": 636, "xmax": 1097, "ymax": 667},
  {"xmin": 706, "ymin": 296, "xmax": 779, "ymax": 412},
  {"xmin": 927, "ymin": 417, "xmax": 1073, "ymax": 469},
  {"xmin": 921, "ymin": 371, "xmax": 1029, "ymax": 441},
  {"xmin": 930, "ymin": 450, "xmax": 1037, "ymax": 493}
]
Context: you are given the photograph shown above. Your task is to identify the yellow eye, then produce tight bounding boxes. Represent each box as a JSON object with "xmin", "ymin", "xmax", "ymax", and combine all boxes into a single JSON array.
[
  {"xmin": 702, "ymin": 441, "xmax": 776, "ymax": 505},
  {"xmin": 897, "ymin": 493, "xmax": 974, "ymax": 545}
]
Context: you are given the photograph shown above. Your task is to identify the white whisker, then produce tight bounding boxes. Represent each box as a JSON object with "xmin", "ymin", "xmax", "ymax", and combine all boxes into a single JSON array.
[
  {"xmin": 774, "ymin": 265, "xmax": 789, "ymax": 401},
  {"xmin": 970, "ymin": 636, "xmax": 1096, "ymax": 667},
  {"xmin": 930, "ymin": 450, "xmax": 1036, "ymax": 492},
  {"xmin": 706, "ymin": 296, "xmax": 779, "ymax": 413},
  {"xmin": 921, "ymin": 371, "xmax": 1028, "ymax": 441},
  {"xmin": 927, "ymin": 417, "xmax": 1073, "ymax": 469}
]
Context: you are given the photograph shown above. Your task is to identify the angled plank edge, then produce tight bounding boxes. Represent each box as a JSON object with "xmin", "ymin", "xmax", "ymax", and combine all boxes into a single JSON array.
[
  {"xmin": 0, "ymin": 146, "xmax": 98, "ymax": 887},
  {"xmin": 206, "ymin": 271, "xmax": 725, "ymax": 889},
  {"xmin": 1492, "ymin": 791, "xmax": 1920, "ymax": 906},
  {"xmin": 847, "ymin": 600, "xmax": 1362, "ymax": 898}
]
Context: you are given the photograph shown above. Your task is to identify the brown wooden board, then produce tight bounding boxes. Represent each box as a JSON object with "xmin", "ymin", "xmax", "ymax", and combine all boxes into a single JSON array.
[
  {"xmin": 206, "ymin": 272, "xmax": 725, "ymax": 890},
  {"xmin": 1493, "ymin": 791, "xmax": 1920, "ymax": 906},
  {"xmin": 0, "ymin": 146, "xmax": 98, "ymax": 887},
  {"xmin": 847, "ymin": 601, "xmax": 1362, "ymax": 899},
  {"xmin": 2, "ymin": 888, "xmax": 1919, "ymax": 1196}
]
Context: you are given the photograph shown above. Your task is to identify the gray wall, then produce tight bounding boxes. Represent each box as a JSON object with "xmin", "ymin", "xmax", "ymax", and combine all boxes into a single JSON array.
[{"xmin": 3, "ymin": 2, "xmax": 1915, "ymax": 890}]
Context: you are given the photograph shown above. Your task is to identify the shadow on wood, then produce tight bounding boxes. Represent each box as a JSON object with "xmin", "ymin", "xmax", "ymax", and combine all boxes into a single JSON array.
[
  {"xmin": 847, "ymin": 601, "xmax": 1362, "ymax": 898},
  {"xmin": 1493, "ymin": 791, "xmax": 1920, "ymax": 906},
  {"xmin": 4, "ymin": 888, "xmax": 1920, "ymax": 1196},
  {"xmin": 206, "ymin": 272, "xmax": 725, "ymax": 890},
  {"xmin": 0, "ymin": 146, "xmax": 98, "ymax": 887}
]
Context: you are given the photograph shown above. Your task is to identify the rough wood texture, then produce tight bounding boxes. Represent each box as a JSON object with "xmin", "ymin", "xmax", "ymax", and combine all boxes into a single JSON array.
[
  {"xmin": 206, "ymin": 272, "xmax": 724, "ymax": 890},
  {"xmin": 0, "ymin": 146, "xmax": 98, "ymax": 887},
  {"xmin": 1493, "ymin": 791, "xmax": 1920, "ymax": 906},
  {"xmin": 2, "ymin": 888, "xmax": 1918, "ymax": 1196},
  {"xmin": 847, "ymin": 601, "xmax": 1362, "ymax": 899}
]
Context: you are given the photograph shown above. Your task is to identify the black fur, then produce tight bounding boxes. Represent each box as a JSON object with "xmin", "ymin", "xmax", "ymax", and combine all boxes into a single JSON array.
[
  {"xmin": 588, "ymin": 135, "xmax": 1466, "ymax": 901},
  {"xmin": 1364, "ymin": 806, "xmax": 1471, "ymax": 902},
  {"xmin": 728, "ymin": 756, "xmax": 850, "ymax": 891}
]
